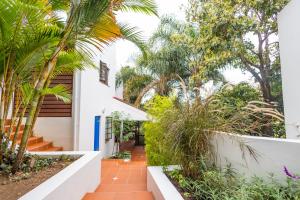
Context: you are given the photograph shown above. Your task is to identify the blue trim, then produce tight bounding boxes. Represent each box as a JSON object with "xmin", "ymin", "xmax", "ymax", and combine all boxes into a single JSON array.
[{"xmin": 94, "ymin": 116, "xmax": 101, "ymax": 151}]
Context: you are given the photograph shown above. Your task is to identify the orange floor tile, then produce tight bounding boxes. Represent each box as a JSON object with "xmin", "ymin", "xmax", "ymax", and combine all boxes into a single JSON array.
[{"xmin": 83, "ymin": 146, "xmax": 154, "ymax": 200}]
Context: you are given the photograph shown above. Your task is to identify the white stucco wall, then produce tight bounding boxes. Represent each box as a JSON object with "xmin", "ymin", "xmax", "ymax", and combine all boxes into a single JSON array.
[
  {"xmin": 34, "ymin": 118, "xmax": 73, "ymax": 150},
  {"xmin": 19, "ymin": 151, "xmax": 101, "ymax": 200},
  {"xmin": 278, "ymin": 0, "xmax": 300, "ymax": 139},
  {"xmin": 213, "ymin": 133, "xmax": 300, "ymax": 182},
  {"xmin": 73, "ymin": 44, "xmax": 117, "ymax": 157}
]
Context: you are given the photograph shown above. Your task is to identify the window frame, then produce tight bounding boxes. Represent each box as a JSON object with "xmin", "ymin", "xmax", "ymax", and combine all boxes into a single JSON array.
[
  {"xmin": 105, "ymin": 116, "xmax": 113, "ymax": 141},
  {"xmin": 99, "ymin": 61, "xmax": 109, "ymax": 85}
]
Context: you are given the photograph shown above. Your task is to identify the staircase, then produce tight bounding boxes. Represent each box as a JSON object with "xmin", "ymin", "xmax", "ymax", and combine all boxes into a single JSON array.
[
  {"xmin": 84, "ymin": 147, "xmax": 153, "ymax": 200},
  {"xmin": 84, "ymin": 184, "xmax": 153, "ymax": 200},
  {"xmin": 5, "ymin": 120, "xmax": 63, "ymax": 152}
]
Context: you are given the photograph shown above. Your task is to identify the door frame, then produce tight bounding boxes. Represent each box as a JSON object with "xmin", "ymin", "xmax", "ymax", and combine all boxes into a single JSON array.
[{"xmin": 94, "ymin": 116, "xmax": 101, "ymax": 151}]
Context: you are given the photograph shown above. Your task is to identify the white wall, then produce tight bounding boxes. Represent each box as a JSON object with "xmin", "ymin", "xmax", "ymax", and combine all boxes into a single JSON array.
[
  {"xmin": 34, "ymin": 118, "xmax": 73, "ymax": 150},
  {"xmin": 73, "ymin": 44, "xmax": 117, "ymax": 157},
  {"xmin": 278, "ymin": 0, "xmax": 300, "ymax": 139},
  {"xmin": 20, "ymin": 151, "xmax": 101, "ymax": 200},
  {"xmin": 213, "ymin": 134, "xmax": 300, "ymax": 181}
]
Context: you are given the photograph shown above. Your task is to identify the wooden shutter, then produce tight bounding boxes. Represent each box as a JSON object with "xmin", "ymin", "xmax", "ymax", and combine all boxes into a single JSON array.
[
  {"xmin": 39, "ymin": 74, "xmax": 73, "ymax": 117},
  {"xmin": 100, "ymin": 61, "xmax": 109, "ymax": 85},
  {"xmin": 15, "ymin": 74, "xmax": 73, "ymax": 117}
]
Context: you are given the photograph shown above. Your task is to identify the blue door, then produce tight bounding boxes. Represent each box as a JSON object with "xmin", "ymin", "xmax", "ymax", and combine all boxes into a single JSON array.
[{"xmin": 94, "ymin": 116, "xmax": 101, "ymax": 151}]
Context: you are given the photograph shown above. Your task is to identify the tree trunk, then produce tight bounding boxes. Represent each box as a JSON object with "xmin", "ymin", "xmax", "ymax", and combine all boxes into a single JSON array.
[
  {"xmin": 12, "ymin": 58, "xmax": 58, "ymax": 173},
  {"xmin": 30, "ymin": 77, "xmax": 51, "ymax": 136},
  {"xmin": 134, "ymin": 79, "xmax": 159, "ymax": 108}
]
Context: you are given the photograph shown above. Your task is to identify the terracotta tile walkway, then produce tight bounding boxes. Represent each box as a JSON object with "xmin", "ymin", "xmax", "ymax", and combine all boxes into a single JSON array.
[{"xmin": 83, "ymin": 146, "xmax": 153, "ymax": 200}]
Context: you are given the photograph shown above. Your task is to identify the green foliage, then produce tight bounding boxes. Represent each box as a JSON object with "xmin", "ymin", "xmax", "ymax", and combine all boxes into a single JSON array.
[
  {"xmin": 111, "ymin": 111, "xmax": 137, "ymax": 143},
  {"xmin": 143, "ymin": 95, "xmax": 175, "ymax": 166},
  {"xmin": 116, "ymin": 66, "xmax": 153, "ymax": 104},
  {"xmin": 215, "ymin": 83, "xmax": 286, "ymax": 137},
  {"xmin": 187, "ymin": 0, "xmax": 288, "ymax": 107},
  {"xmin": 216, "ymin": 83, "xmax": 261, "ymax": 111},
  {"xmin": 168, "ymin": 168, "xmax": 300, "ymax": 200},
  {"xmin": 144, "ymin": 93, "xmax": 282, "ymax": 177},
  {"xmin": 110, "ymin": 151, "xmax": 131, "ymax": 160},
  {"xmin": 0, "ymin": 148, "xmax": 74, "ymax": 174}
]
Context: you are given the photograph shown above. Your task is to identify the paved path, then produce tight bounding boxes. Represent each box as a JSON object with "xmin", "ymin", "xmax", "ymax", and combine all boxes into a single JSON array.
[{"xmin": 83, "ymin": 147, "xmax": 153, "ymax": 200}]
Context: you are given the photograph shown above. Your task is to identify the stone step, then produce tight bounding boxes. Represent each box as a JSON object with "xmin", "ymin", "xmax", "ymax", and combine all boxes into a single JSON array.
[
  {"xmin": 17, "ymin": 136, "xmax": 43, "ymax": 146},
  {"xmin": 5, "ymin": 119, "xmax": 11, "ymax": 125},
  {"xmin": 27, "ymin": 141, "xmax": 53, "ymax": 151},
  {"xmin": 4, "ymin": 119, "xmax": 63, "ymax": 152},
  {"xmin": 5, "ymin": 124, "xmax": 24, "ymax": 132},
  {"xmin": 83, "ymin": 191, "xmax": 153, "ymax": 200},
  {"xmin": 9, "ymin": 131, "xmax": 23, "ymax": 140},
  {"xmin": 45, "ymin": 146, "xmax": 63, "ymax": 151},
  {"xmin": 96, "ymin": 184, "xmax": 147, "ymax": 193}
]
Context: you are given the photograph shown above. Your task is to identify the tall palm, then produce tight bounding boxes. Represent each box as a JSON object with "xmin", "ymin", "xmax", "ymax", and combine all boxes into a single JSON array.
[{"xmin": 118, "ymin": 16, "xmax": 226, "ymax": 107}]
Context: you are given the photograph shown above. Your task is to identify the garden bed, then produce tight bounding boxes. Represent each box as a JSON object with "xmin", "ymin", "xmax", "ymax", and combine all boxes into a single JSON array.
[
  {"xmin": 148, "ymin": 165, "xmax": 300, "ymax": 200},
  {"xmin": 0, "ymin": 157, "xmax": 74, "ymax": 200},
  {"xmin": 165, "ymin": 168, "xmax": 300, "ymax": 200},
  {"xmin": 16, "ymin": 151, "xmax": 101, "ymax": 200},
  {"xmin": 147, "ymin": 166, "xmax": 184, "ymax": 200}
]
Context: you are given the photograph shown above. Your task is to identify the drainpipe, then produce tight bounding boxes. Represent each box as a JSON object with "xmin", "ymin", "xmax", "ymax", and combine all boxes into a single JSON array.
[
  {"xmin": 73, "ymin": 71, "xmax": 82, "ymax": 151},
  {"xmin": 120, "ymin": 120, "xmax": 124, "ymax": 143}
]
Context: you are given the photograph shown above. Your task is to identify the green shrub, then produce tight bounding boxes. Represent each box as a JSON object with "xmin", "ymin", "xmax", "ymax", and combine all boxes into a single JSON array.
[
  {"xmin": 143, "ymin": 95, "xmax": 175, "ymax": 166},
  {"xmin": 110, "ymin": 151, "xmax": 131, "ymax": 159},
  {"xmin": 167, "ymin": 168, "xmax": 300, "ymax": 200}
]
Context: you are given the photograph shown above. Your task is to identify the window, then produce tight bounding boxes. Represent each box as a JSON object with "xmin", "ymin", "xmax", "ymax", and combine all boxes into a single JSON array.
[
  {"xmin": 100, "ymin": 61, "xmax": 109, "ymax": 85},
  {"xmin": 105, "ymin": 117, "xmax": 113, "ymax": 141}
]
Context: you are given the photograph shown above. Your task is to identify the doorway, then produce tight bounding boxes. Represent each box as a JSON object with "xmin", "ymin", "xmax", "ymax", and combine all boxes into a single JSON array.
[{"xmin": 94, "ymin": 116, "xmax": 101, "ymax": 151}]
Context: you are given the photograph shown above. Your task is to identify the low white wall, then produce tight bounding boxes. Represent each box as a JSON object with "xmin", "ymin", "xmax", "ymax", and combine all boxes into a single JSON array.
[
  {"xmin": 34, "ymin": 118, "xmax": 73, "ymax": 150},
  {"xmin": 213, "ymin": 134, "xmax": 300, "ymax": 181},
  {"xmin": 147, "ymin": 166, "xmax": 184, "ymax": 200},
  {"xmin": 19, "ymin": 151, "xmax": 101, "ymax": 200}
]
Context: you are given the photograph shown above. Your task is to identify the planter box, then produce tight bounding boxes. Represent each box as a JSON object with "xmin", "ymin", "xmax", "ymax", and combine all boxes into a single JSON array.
[
  {"xmin": 147, "ymin": 166, "xmax": 184, "ymax": 200},
  {"xmin": 19, "ymin": 151, "xmax": 101, "ymax": 200}
]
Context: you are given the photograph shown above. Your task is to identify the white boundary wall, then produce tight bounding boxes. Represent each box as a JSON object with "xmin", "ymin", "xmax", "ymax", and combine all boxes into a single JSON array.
[
  {"xmin": 147, "ymin": 166, "xmax": 184, "ymax": 200},
  {"xmin": 213, "ymin": 134, "xmax": 300, "ymax": 181},
  {"xmin": 19, "ymin": 151, "xmax": 101, "ymax": 200}
]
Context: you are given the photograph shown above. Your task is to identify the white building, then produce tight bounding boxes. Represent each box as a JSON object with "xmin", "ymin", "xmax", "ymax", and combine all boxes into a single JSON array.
[
  {"xmin": 278, "ymin": 0, "xmax": 300, "ymax": 140},
  {"xmin": 33, "ymin": 44, "xmax": 147, "ymax": 158}
]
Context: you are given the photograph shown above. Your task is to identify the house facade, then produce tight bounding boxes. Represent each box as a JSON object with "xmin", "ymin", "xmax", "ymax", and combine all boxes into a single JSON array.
[{"xmin": 32, "ymin": 44, "xmax": 147, "ymax": 157}]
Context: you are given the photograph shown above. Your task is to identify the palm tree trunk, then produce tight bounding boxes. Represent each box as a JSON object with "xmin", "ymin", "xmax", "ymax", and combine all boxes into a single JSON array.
[
  {"xmin": 12, "ymin": 58, "xmax": 59, "ymax": 173},
  {"xmin": 10, "ymin": 107, "xmax": 26, "ymax": 152},
  {"xmin": 134, "ymin": 80, "xmax": 159, "ymax": 107},
  {"xmin": 11, "ymin": 12, "xmax": 73, "ymax": 172},
  {"xmin": 30, "ymin": 78, "xmax": 51, "ymax": 136}
]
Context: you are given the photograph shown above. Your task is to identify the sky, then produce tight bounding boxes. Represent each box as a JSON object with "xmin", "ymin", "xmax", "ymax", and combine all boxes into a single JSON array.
[{"xmin": 115, "ymin": 0, "xmax": 253, "ymax": 84}]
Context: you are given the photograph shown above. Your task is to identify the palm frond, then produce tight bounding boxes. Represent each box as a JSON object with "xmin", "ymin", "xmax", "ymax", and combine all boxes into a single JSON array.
[
  {"xmin": 41, "ymin": 84, "xmax": 71, "ymax": 103},
  {"xmin": 115, "ymin": 0, "xmax": 158, "ymax": 16},
  {"xmin": 54, "ymin": 50, "xmax": 95, "ymax": 75},
  {"xmin": 119, "ymin": 23, "xmax": 146, "ymax": 56},
  {"xmin": 20, "ymin": 83, "xmax": 34, "ymax": 105}
]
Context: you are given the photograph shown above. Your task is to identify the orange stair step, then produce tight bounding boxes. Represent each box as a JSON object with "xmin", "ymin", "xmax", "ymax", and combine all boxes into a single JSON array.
[
  {"xmin": 96, "ymin": 184, "xmax": 147, "ymax": 193},
  {"xmin": 27, "ymin": 141, "xmax": 52, "ymax": 151},
  {"xmin": 45, "ymin": 146, "xmax": 63, "ymax": 151},
  {"xmin": 83, "ymin": 192, "xmax": 153, "ymax": 200},
  {"xmin": 5, "ymin": 124, "xmax": 24, "ymax": 132},
  {"xmin": 9, "ymin": 131, "xmax": 23, "ymax": 140},
  {"xmin": 17, "ymin": 136, "xmax": 43, "ymax": 146}
]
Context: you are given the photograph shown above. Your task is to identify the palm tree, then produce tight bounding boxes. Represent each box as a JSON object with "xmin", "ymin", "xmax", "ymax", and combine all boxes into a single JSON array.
[{"xmin": 118, "ymin": 16, "xmax": 225, "ymax": 107}]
